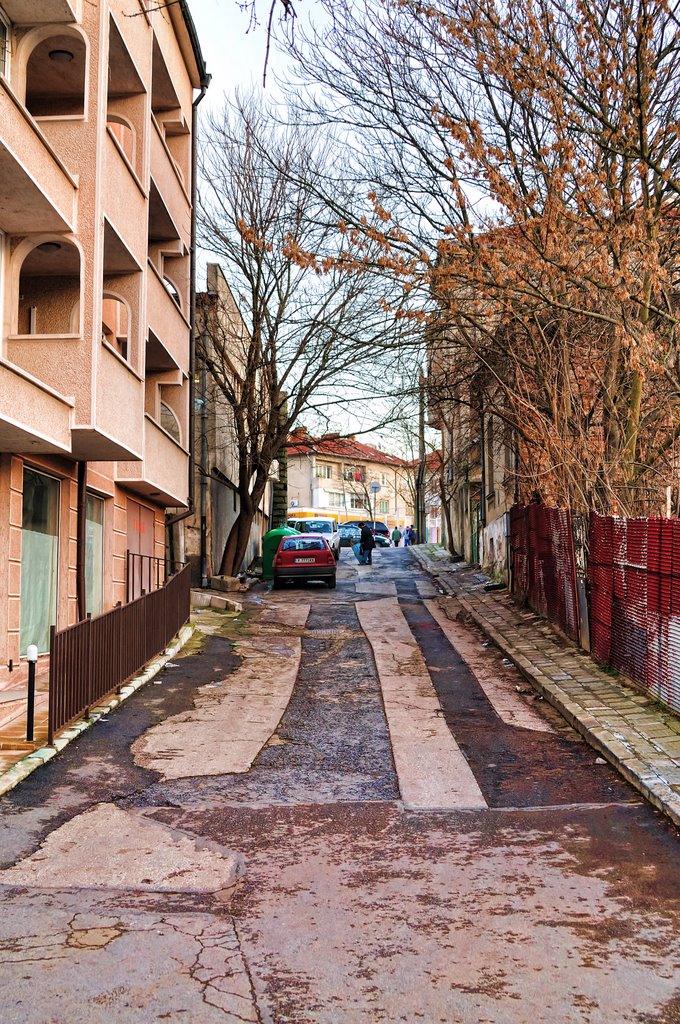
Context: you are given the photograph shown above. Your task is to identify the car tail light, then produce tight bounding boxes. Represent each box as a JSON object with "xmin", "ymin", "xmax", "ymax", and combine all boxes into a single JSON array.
[{"xmin": 325, "ymin": 551, "xmax": 335, "ymax": 564}]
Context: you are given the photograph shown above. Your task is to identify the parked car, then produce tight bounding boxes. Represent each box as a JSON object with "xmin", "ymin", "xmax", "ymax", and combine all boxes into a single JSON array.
[
  {"xmin": 339, "ymin": 524, "xmax": 362, "ymax": 547},
  {"xmin": 372, "ymin": 533, "xmax": 391, "ymax": 548},
  {"xmin": 342, "ymin": 519, "xmax": 390, "ymax": 538},
  {"xmin": 273, "ymin": 534, "xmax": 337, "ymax": 589},
  {"xmin": 287, "ymin": 516, "xmax": 341, "ymax": 560}
]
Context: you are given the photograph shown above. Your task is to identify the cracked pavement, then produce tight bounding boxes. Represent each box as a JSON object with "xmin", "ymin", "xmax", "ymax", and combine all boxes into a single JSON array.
[{"xmin": 0, "ymin": 549, "xmax": 679, "ymax": 1022}]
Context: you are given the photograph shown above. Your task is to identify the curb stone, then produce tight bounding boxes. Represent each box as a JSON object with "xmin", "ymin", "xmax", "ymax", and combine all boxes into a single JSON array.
[
  {"xmin": 0, "ymin": 623, "xmax": 194, "ymax": 799},
  {"xmin": 410, "ymin": 546, "xmax": 680, "ymax": 832}
]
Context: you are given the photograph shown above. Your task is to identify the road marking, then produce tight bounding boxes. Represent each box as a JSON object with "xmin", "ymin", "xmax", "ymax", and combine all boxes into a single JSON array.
[
  {"xmin": 357, "ymin": 597, "xmax": 487, "ymax": 811},
  {"xmin": 132, "ymin": 622, "xmax": 307, "ymax": 780},
  {"xmin": 424, "ymin": 600, "xmax": 554, "ymax": 733},
  {"xmin": 0, "ymin": 803, "xmax": 243, "ymax": 893}
]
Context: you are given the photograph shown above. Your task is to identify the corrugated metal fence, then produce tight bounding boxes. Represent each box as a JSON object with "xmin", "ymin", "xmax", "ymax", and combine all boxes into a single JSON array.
[
  {"xmin": 589, "ymin": 514, "xmax": 680, "ymax": 711},
  {"xmin": 509, "ymin": 503, "xmax": 580, "ymax": 642},
  {"xmin": 48, "ymin": 563, "xmax": 191, "ymax": 743}
]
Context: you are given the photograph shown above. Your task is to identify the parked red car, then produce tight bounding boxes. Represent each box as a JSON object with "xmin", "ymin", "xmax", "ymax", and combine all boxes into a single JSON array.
[{"xmin": 272, "ymin": 533, "xmax": 337, "ymax": 589}]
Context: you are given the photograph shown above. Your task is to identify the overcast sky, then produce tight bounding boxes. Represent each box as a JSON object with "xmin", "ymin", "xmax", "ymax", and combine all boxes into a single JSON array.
[{"xmin": 190, "ymin": 0, "xmax": 286, "ymax": 103}]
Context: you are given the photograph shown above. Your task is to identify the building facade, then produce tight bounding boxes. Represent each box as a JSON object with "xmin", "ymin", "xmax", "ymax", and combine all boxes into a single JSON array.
[
  {"xmin": 428, "ymin": 375, "xmax": 516, "ymax": 578},
  {"xmin": 185, "ymin": 263, "xmax": 272, "ymax": 582},
  {"xmin": 0, "ymin": 0, "xmax": 207, "ymax": 688},
  {"xmin": 287, "ymin": 428, "xmax": 409, "ymax": 528}
]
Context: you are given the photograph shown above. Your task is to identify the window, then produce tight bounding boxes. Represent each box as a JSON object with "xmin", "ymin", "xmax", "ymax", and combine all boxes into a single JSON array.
[
  {"xmin": 85, "ymin": 494, "xmax": 104, "ymax": 617},
  {"xmin": 380, "ymin": 473, "xmax": 390, "ymax": 486},
  {"xmin": 0, "ymin": 16, "xmax": 8, "ymax": 78},
  {"xmin": 327, "ymin": 492, "xmax": 346, "ymax": 508},
  {"xmin": 350, "ymin": 496, "xmax": 366, "ymax": 510},
  {"xmin": 315, "ymin": 464, "xmax": 333, "ymax": 479},
  {"xmin": 487, "ymin": 416, "xmax": 495, "ymax": 498},
  {"xmin": 282, "ymin": 537, "xmax": 325, "ymax": 551},
  {"xmin": 379, "ymin": 499, "xmax": 389, "ymax": 514},
  {"xmin": 160, "ymin": 402, "xmax": 181, "ymax": 443},
  {"xmin": 21, "ymin": 469, "xmax": 60, "ymax": 655}
]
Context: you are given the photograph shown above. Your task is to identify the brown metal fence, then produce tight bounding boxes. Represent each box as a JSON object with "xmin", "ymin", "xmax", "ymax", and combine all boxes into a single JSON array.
[
  {"xmin": 509, "ymin": 502, "xmax": 580, "ymax": 642},
  {"xmin": 589, "ymin": 513, "xmax": 680, "ymax": 713},
  {"xmin": 48, "ymin": 563, "xmax": 191, "ymax": 743}
]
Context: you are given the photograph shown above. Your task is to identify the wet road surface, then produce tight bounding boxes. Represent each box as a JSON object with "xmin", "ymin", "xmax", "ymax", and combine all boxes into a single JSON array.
[{"xmin": 0, "ymin": 549, "xmax": 679, "ymax": 1023}]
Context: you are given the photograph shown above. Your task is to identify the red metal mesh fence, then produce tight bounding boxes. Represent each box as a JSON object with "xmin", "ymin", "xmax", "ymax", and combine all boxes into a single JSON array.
[
  {"xmin": 510, "ymin": 503, "xmax": 580, "ymax": 642},
  {"xmin": 589, "ymin": 513, "xmax": 680, "ymax": 713}
]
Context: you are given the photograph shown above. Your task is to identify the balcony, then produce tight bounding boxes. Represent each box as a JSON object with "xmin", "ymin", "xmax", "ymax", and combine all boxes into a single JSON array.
[
  {"xmin": 2, "ymin": 0, "xmax": 76, "ymax": 23},
  {"xmin": 0, "ymin": 360, "xmax": 73, "ymax": 455},
  {"xmin": 116, "ymin": 415, "xmax": 189, "ymax": 507},
  {"xmin": 0, "ymin": 81, "xmax": 76, "ymax": 233},
  {"xmin": 70, "ymin": 344, "xmax": 144, "ymax": 461},
  {"xmin": 146, "ymin": 263, "xmax": 190, "ymax": 371},
  {"xmin": 102, "ymin": 131, "xmax": 147, "ymax": 267},
  {"xmin": 150, "ymin": 122, "xmax": 191, "ymax": 248}
]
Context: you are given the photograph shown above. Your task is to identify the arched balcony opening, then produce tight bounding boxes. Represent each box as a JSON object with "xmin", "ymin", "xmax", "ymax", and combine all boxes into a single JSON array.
[
  {"xmin": 106, "ymin": 115, "xmax": 135, "ymax": 166},
  {"xmin": 25, "ymin": 32, "xmax": 86, "ymax": 118},
  {"xmin": 160, "ymin": 401, "xmax": 181, "ymax": 444},
  {"xmin": 102, "ymin": 294, "xmax": 129, "ymax": 361},
  {"xmin": 17, "ymin": 239, "xmax": 81, "ymax": 336}
]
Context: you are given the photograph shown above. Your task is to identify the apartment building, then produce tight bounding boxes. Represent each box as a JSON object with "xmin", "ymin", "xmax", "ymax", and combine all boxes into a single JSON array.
[
  {"xmin": 287, "ymin": 428, "xmax": 409, "ymax": 528},
  {"xmin": 0, "ymin": 0, "xmax": 208, "ymax": 687}
]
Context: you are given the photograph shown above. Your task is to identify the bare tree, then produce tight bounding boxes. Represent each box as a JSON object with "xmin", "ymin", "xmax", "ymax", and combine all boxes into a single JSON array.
[
  {"xmin": 197, "ymin": 92, "xmax": 411, "ymax": 576},
  {"xmin": 282, "ymin": 0, "xmax": 680, "ymax": 515}
]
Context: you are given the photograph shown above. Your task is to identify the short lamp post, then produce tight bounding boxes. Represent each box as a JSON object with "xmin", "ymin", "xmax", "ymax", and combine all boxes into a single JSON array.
[{"xmin": 26, "ymin": 644, "xmax": 38, "ymax": 742}]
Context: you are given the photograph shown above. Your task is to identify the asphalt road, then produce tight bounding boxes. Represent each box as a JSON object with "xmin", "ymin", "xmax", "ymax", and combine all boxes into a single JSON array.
[{"xmin": 0, "ymin": 548, "xmax": 679, "ymax": 1023}]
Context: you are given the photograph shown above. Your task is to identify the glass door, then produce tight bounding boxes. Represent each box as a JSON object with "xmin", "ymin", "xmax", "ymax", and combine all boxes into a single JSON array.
[
  {"xmin": 85, "ymin": 494, "xmax": 104, "ymax": 617},
  {"xmin": 20, "ymin": 468, "xmax": 60, "ymax": 655}
]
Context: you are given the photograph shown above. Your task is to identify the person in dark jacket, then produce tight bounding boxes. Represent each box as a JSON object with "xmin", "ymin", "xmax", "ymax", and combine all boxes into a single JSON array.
[{"xmin": 359, "ymin": 521, "xmax": 376, "ymax": 565}]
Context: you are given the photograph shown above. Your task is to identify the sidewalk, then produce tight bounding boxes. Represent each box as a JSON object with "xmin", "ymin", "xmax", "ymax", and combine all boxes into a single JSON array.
[
  {"xmin": 0, "ymin": 624, "xmax": 194, "ymax": 798},
  {"xmin": 412, "ymin": 545, "xmax": 680, "ymax": 830}
]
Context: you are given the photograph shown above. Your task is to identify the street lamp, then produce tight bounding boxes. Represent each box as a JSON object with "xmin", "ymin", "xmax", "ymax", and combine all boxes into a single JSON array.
[{"xmin": 26, "ymin": 644, "xmax": 38, "ymax": 742}]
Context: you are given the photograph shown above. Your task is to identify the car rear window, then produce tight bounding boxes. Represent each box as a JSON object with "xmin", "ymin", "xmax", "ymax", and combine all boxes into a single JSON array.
[
  {"xmin": 281, "ymin": 538, "xmax": 326, "ymax": 551},
  {"xmin": 297, "ymin": 520, "xmax": 332, "ymax": 534}
]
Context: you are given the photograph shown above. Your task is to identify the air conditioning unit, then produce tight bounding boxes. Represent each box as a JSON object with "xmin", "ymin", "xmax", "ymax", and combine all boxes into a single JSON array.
[{"xmin": 289, "ymin": 499, "xmax": 298, "ymax": 508}]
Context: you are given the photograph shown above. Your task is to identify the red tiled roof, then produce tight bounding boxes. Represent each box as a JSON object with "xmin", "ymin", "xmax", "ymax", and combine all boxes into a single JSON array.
[{"xmin": 287, "ymin": 429, "xmax": 405, "ymax": 467}]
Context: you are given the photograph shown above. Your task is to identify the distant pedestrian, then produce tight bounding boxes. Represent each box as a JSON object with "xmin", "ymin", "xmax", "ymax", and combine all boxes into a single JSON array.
[
  {"xmin": 391, "ymin": 527, "xmax": 402, "ymax": 547},
  {"xmin": 359, "ymin": 521, "xmax": 376, "ymax": 565},
  {"xmin": 406, "ymin": 525, "xmax": 416, "ymax": 546}
]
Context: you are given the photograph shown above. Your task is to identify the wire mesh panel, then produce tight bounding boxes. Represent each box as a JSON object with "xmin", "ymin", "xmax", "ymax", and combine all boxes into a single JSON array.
[
  {"xmin": 510, "ymin": 503, "xmax": 580, "ymax": 642},
  {"xmin": 589, "ymin": 513, "xmax": 680, "ymax": 715}
]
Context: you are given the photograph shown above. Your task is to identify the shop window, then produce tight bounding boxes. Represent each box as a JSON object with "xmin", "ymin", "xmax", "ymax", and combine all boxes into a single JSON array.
[
  {"xmin": 20, "ymin": 469, "xmax": 59, "ymax": 655},
  {"xmin": 25, "ymin": 33, "xmax": 86, "ymax": 117},
  {"xmin": 85, "ymin": 494, "xmax": 104, "ymax": 617}
]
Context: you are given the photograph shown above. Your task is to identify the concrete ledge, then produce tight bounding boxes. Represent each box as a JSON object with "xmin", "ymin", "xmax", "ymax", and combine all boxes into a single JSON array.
[
  {"xmin": 0, "ymin": 623, "xmax": 194, "ymax": 799},
  {"xmin": 191, "ymin": 588, "xmax": 243, "ymax": 614}
]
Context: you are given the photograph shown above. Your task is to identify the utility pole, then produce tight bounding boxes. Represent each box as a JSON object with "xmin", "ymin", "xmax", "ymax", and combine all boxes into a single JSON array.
[{"xmin": 416, "ymin": 370, "xmax": 427, "ymax": 542}]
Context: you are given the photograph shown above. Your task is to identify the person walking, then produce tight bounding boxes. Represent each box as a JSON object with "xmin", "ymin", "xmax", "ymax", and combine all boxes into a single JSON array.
[
  {"xmin": 403, "ymin": 525, "xmax": 412, "ymax": 547},
  {"xmin": 359, "ymin": 521, "xmax": 376, "ymax": 565},
  {"xmin": 391, "ymin": 526, "xmax": 402, "ymax": 547}
]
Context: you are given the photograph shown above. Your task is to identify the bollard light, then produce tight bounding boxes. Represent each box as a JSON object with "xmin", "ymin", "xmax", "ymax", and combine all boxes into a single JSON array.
[{"xmin": 26, "ymin": 644, "xmax": 38, "ymax": 741}]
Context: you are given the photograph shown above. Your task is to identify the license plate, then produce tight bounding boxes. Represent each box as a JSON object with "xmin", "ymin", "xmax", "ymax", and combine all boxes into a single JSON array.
[{"xmin": 294, "ymin": 557, "xmax": 315, "ymax": 563}]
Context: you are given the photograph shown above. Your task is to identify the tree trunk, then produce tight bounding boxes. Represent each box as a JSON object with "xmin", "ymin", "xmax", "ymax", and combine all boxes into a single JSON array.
[{"xmin": 271, "ymin": 446, "xmax": 288, "ymax": 528}]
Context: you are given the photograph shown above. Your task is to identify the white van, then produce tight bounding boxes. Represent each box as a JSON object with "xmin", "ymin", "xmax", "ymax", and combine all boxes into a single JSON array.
[{"xmin": 287, "ymin": 516, "xmax": 341, "ymax": 561}]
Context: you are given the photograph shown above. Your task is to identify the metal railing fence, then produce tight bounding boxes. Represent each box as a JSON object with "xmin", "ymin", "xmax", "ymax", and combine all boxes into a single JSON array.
[{"xmin": 48, "ymin": 563, "xmax": 191, "ymax": 743}]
